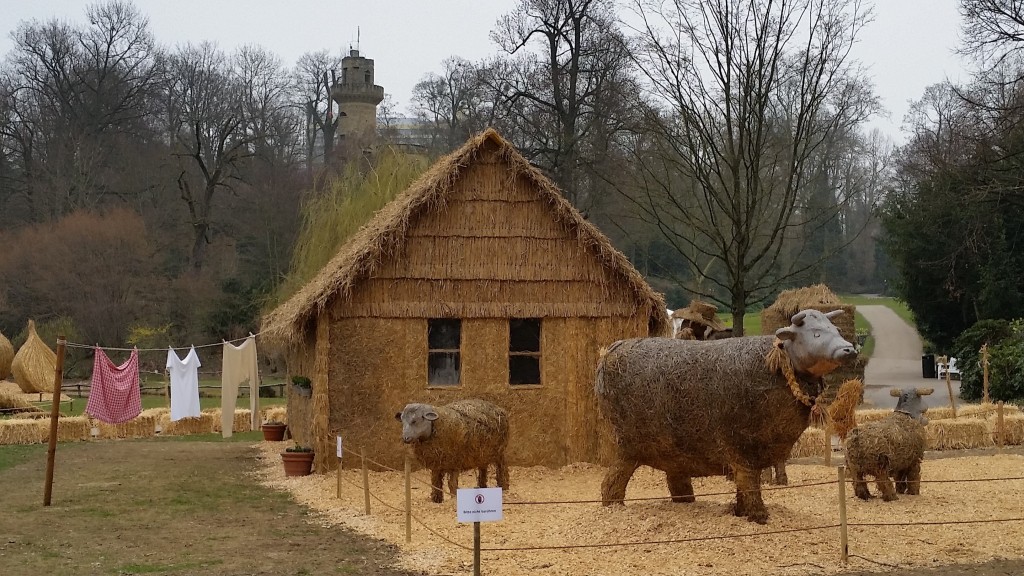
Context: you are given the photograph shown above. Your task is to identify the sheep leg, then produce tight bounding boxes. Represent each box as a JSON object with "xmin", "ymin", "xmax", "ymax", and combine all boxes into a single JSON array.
[
  {"xmin": 665, "ymin": 469, "xmax": 695, "ymax": 503},
  {"xmin": 477, "ymin": 466, "xmax": 488, "ymax": 488},
  {"xmin": 852, "ymin": 468, "xmax": 872, "ymax": 500},
  {"xmin": 875, "ymin": 469, "xmax": 898, "ymax": 502},
  {"xmin": 906, "ymin": 461, "xmax": 922, "ymax": 495},
  {"xmin": 732, "ymin": 467, "xmax": 768, "ymax": 524},
  {"xmin": 601, "ymin": 459, "xmax": 639, "ymax": 506},
  {"xmin": 447, "ymin": 470, "xmax": 459, "ymax": 498},
  {"xmin": 430, "ymin": 469, "xmax": 445, "ymax": 503},
  {"xmin": 495, "ymin": 457, "xmax": 509, "ymax": 491}
]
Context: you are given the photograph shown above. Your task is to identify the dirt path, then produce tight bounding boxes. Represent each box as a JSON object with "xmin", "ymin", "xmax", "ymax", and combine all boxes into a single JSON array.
[
  {"xmin": 857, "ymin": 304, "xmax": 961, "ymax": 408},
  {"xmin": 0, "ymin": 438, "xmax": 424, "ymax": 576}
]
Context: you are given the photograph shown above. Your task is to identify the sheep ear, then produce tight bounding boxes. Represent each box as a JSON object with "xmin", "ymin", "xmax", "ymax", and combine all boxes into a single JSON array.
[
  {"xmin": 424, "ymin": 411, "xmax": 439, "ymax": 421},
  {"xmin": 890, "ymin": 388, "xmax": 903, "ymax": 397},
  {"xmin": 915, "ymin": 387, "xmax": 935, "ymax": 396},
  {"xmin": 825, "ymin": 310, "xmax": 843, "ymax": 319},
  {"xmin": 395, "ymin": 412, "xmax": 403, "ymax": 421}
]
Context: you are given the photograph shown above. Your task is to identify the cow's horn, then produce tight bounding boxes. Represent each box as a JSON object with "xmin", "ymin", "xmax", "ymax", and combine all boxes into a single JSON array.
[
  {"xmin": 825, "ymin": 310, "xmax": 844, "ymax": 319},
  {"xmin": 914, "ymin": 387, "xmax": 935, "ymax": 396},
  {"xmin": 791, "ymin": 311, "xmax": 807, "ymax": 326},
  {"xmin": 889, "ymin": 388, "xmax": 903, "ymax": 397}
]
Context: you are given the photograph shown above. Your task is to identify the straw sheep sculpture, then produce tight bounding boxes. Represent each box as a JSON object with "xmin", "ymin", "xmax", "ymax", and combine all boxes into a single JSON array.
[
  {"xmin": 396, "ymin": 399, "xmax": 509, "ymax": 503},
  {"xmin": 845, "ymin": 387, "xmax": 933, "ymax": 501},
  {"xmin": 596, "ymin": 309, "xmax": 856, "ymax": 524}
]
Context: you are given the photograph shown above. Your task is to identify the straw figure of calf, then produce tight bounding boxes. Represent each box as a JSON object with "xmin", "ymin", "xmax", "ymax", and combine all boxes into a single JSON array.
[
  {"xmin": 595, "ymin": 309, "xmax": 856, "ymax": 524},
  {"xmin": 845, "ymin": 387, "xmax": 932, "ymax": 502},
  {"xmin": 396, "ymin": 399, "xmax": 509, "ymax": 503}
]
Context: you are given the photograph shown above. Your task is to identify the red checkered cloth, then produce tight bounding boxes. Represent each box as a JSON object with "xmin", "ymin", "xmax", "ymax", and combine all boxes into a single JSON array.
[{"xmin": 86, "ymin": 347, "xmax": 142, "ymax": 424}]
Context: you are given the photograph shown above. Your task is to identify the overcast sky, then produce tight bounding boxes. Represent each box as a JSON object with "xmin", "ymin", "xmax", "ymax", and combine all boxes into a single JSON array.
[{"xmin": 1, "ymin": 0, "xmax": 973, "ymax": 143}]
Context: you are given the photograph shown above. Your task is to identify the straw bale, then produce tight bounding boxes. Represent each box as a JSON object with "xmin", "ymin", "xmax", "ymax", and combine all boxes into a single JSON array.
[
  {"xmin": 157, "ymin": 413, "xmax": 214, "ymax": 436},
  {"xmin": 926, "ymin": 419, "xmax": 994, "ymax": 450},
  {"xmin": 0, "ymin": 331, "xmax": 13, "ymax": 380},
  {"xmin": 262, "ymin": 406, "xmax": 288, "ymax": 424},
  {"xmin": 789, "ymin": 427, "xmax": 827, "ymax": 458},
  {"xmin": 0, "ymin": 418, "xmax": 47, "ymax": 444},
  {"xmin": 203, "ymin": 408, "xmax": 253, "ymax": 433},
  {"xmin": 96, "ymin": 415, "xmax": 156, "ymax": 439},
  {"xmin": 0, "ymin": 391, "xmax": 38, "ymax": 413},
  {"xmin": 261, "ymin": 129, "xmax": 668, "ymax": 349},
  {"xmin": 992, "ymin": 414, "xmax": 1024, "ymax": 445},
  {"xmin": 54, "ymin": 416, "xmax": 90, "ymax": 442},
  {"xmin": 846, "ymin": 413, "xmax": 927, "ymax": 500},
  {"xmin": 399, "ymin": 399, "xmax": 510, "ymax": 503},
  {"xmin": 10, "ymin": 320, "xmax": 56, "ymax": 393},
  {"xmin": 854, "ymin": 408, "xmax": 895, "ymax": 424}
]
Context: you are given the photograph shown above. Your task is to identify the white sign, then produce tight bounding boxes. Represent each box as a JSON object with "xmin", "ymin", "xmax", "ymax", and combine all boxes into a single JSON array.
[
  {"xmin": 336, "ymin": 436, "xmax": 343, "ymax": 459},
  {"xmin": 457, "ymin": 488, "xmax": 503, "ymax": 523}
]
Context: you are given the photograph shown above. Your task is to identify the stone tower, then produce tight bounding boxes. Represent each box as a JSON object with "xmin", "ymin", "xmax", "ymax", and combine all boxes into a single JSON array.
[{"xmin": 330, "ymin": 49, "xmax": 384, "ymax": 141}]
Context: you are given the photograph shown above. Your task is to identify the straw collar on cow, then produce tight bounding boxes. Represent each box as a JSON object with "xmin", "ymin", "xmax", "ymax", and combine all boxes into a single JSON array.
[{"xmin": 766, "ymin": 309, "xmax": 857, "ymax": 408}]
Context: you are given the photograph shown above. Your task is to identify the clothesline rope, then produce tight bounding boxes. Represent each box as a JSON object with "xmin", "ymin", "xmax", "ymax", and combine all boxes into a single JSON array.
[{"xmin": 64, "ymin": 330, "xmax": 265, "ymax": 352}]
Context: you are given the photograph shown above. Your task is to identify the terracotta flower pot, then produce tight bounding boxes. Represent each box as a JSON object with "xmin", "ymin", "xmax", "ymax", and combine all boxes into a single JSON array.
[
  {"xmin": 281, "ymin": 451, "xmax": 315, "ymax": 477},
  {"xmin": 261, "ymin": 423, "xmax": 286, "ymax": 441}
]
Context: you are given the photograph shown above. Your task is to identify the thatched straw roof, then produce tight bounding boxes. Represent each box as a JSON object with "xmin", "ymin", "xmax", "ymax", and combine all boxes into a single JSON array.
[{"xmin": 262, "ymin": 129, "xmax": 668, "ymax": 346}]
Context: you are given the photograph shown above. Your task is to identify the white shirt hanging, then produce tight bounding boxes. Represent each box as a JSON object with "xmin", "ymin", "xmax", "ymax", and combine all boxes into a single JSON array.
[{"xmin": 167, "ymin": 347, "xmax": 202, "ymax": 421}]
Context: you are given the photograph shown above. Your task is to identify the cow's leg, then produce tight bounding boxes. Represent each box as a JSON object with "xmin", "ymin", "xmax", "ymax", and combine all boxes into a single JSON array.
[
  {"xmin": 430, "ymin": 469, "xmax": 444, "ymax": 503},
  {"xmin": 601, "ymin": 459, "xmax": 639, "ymax": 506},
  {"xmin": 477, "ymin": 466, "xmax": 488, "ymax": 488},
  {"xmin": 665, "ymin": 469, "xmax": 695, "ymax": 503},
  {"xmin": 895, "ymin": 469, "xmax": 908, "ymax": 494},
  {"xmin": 876, "ymin": 469, "xmax": 898, "ymax": 502},
  {"xmin": 495, "ymin": 457, "xmax": 509, "ymax": 491},
  {"xmin": 906, "ymin": 461, "xmax": 922, "ymax": 495},
  {"xmin": 851, "ymin": 467, "xmax": 871, "ymax": 500},
  {"xmin": 448, "ymin": 470, "xmax": 459, "ymax": 498},
  {"xmin": 732, "ymin": 467, "xmax": 768, "ymax": 524}
]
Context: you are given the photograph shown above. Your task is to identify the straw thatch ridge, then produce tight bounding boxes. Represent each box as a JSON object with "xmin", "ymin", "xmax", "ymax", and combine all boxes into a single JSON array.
[{"xmin": 262, "ymin": 129, "xmax": 669, "ymax": 346}]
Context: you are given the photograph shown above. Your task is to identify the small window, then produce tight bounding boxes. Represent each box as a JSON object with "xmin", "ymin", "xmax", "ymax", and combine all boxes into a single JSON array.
[
  {"xmin": 509, "ymin": 318, "xmax": 541, "ymax": 385},
  {"xmin": 428, "ymin": 319, "xmax": 461, "ymax": 386}
]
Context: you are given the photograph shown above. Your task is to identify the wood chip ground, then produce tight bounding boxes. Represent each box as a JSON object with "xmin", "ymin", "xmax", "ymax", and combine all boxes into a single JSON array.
[{"xmin": 254, "ymin": 444, "xmax": 1024, "ymax": 575}]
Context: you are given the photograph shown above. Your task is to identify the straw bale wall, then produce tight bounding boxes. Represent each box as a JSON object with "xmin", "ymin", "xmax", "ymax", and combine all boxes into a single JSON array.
[
  {"xmin": 790, "ymin": 427, "xmax": 828, "ymax": 458},
  {"xmin": 324, "ymin": 315, "xmax": 644, "ymax": 471},
  {"xmin": 158, "ymin": 413, "xmax": 214, "ymax": 436},
  {"xmin": 204, "ymin": 408, "xmax": 253, "ymax": 433},
  {"xmin": 926, "ymin": 419, "xmax": 993, "ymax": 450},
  {"xmin": 995, "ymin": 414, "xmax": 1024, "ymax": 445},
  {"xmin": 0, "ymin": 416, "xmax": 90, "ymax": 444},
  {"xmin": 261, "ymin": 406, "xmax": 288, "ymax": 424}
]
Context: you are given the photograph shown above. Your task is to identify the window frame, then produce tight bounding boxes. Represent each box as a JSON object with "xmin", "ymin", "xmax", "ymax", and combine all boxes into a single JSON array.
[
  {"xmin": 508, "ymin": 318, "xmax": 542, "ymax": 387},
  {"xmin": 427, "ymin": 318, "xmax": 462, "ymax": 388}
]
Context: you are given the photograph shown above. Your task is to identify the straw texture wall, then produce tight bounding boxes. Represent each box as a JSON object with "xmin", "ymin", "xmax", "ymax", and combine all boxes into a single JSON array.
[
  {"xmin": 96, "ymin": 415, "xmax": 156, "ymax": 439},
  {"xmin": 0, "ymin": 331, "xmax": 13, "ymax": 380}
]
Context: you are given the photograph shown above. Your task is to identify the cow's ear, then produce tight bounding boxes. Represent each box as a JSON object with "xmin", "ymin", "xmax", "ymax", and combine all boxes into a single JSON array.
[
  {"xmin": 424, "ymin": 411, "xmax": 439, "ymax": 421},
  {"xmin": 890, "ymin": 388, "xmax": 903, "ymax": 397},
  {"xmin": 915, "ymin": 387, "xmax": 934, "ymax": 396},
  {"xmin": 395, "ymin": 412, "xmax": 403, "ymax": 421},
  {"xmin": 775, "ymin": 326, "xmax": 797, "ymax": 341}
]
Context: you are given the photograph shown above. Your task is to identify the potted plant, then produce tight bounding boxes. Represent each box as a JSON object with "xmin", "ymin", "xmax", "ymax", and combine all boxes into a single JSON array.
[
  {"xmin": 281, "ymin": 443, "xmax": 315, "ymax": 477},
  {"xmin": 291, "ymin": 375, "xmax": 312, "ymax": 398},
  {"xmin": 261, "ymin": 420, "xmax": 287, "ymax": 441}
]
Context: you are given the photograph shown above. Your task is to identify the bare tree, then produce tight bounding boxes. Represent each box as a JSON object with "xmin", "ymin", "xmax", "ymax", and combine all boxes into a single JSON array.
[
  {"xmin": 293, "ymin": 50, "xmax": 342, "ymax": 172},
  {"xmin": 410, "ymin": 57, "xmax": 490, "ymax": 153},
  {"xmin": 960, "ymin": 0, "xmax": 1024, "ymax": 67},
  {"xmin": 626, "ymin": 0, "xmax": 877, "ymax": 333}
]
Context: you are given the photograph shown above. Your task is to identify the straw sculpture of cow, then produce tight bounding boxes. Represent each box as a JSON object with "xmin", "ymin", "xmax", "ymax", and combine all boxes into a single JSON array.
[
  {"xmin": 845, "ymin": 387, "xmax": 933, "ymax": 501},
  {"xmin": 396, "ymin": 399, "xmax": 509, "ymax": 503},
  {"xmin": 595, "ymin": 309, "xmax": 856, "ymax": 523}
]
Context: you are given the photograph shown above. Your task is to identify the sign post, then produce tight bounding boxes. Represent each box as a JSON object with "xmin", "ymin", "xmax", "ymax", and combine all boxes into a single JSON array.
[
  {"xmin": 457, "ymin": 487, "xmax": 503, "ymax": 576},
  {"xmin": 336, "ymin": 436, "xmax": 343, "ymax": 499}
]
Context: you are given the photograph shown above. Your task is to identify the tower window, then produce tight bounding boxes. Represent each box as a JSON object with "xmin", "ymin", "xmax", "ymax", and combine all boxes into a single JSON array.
[
  {"xmin": 364, "ymin": 71, "xmax": 371, "ymax": 83},
  {"xmin": 509, "ymin": 318, "xmax": 541, "ymax": 385},
  {"xmin": 428, "ymin": 319, "xmax": 461, "ymax": 386}
]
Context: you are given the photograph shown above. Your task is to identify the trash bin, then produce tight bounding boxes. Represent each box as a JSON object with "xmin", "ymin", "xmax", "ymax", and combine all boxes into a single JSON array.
[{"xmin": 922, "ymin": 354, "xmax": 936, "ymax": 379}]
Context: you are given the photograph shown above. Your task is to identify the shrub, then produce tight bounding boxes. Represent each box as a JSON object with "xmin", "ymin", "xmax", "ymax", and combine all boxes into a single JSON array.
[
  {"xmin": 953, "ymin": 319, "xmax": 1012, "ymax": 401},
  {"xmin": 987, "ymin": 321, "xmax": 1024, "ymax": 402}
]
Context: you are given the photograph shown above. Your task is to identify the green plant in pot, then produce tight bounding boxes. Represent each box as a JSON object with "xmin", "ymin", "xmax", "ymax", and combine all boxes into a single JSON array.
[
  {"xmin": 291, "ymin": 375, "xmax": 312, "ymax": 398},
  {"xmin": 281, "ymin": 442, "xmax": 315, "ymax": 476},
  {"xmin": 261, "ymin": 419, "xmax": 287, "ymax": 441}
]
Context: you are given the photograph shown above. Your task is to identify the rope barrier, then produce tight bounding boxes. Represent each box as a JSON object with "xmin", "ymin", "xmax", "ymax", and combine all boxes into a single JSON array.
[{"xmin": 848, "ymin": 517, "xmax": 1024, "ymax": 527}]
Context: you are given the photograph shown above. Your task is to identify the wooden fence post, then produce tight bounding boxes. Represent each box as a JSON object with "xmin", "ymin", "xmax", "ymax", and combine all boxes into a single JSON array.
[
  {"xmin": 43, "ymin": 336, "xmax": 67, "ymax": 507},
  {"xmin": 361, "ymin": 446, "xmax": 371, "ymax": 515},
  {"xmin": 982, "ymin": 344, "xmax": 990, "ymax": 404},
  {"xmin": 945, "ymin": 369, "xmax": 957, "ymax": 418},
  {"xmin": 405, "ymin": 456, "xmax": 412, "ymax": 543},
  {"xmin": 837, "ymin": 465, "xmax": 848, "ymax": 564}
]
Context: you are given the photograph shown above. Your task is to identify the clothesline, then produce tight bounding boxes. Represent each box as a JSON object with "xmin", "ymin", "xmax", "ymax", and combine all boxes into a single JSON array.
[{"xmin": 64, "ymin": 330, "xmax": 265, "ymax": 352}]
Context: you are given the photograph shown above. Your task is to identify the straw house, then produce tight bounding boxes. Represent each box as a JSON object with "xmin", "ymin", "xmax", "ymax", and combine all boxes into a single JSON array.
[{"xmin": 263, "ymin": 129, "xmax": 669, "ymax": 473}]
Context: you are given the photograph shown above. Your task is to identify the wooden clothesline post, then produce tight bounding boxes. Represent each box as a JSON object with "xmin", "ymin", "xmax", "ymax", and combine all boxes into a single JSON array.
[
  {"xmin": 44, "ymin": 336, "xmax": 67, "ymax": 507},
  {"xmin": 982, "ymin": 344, "xmax": 990, "ymax": 404}
]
